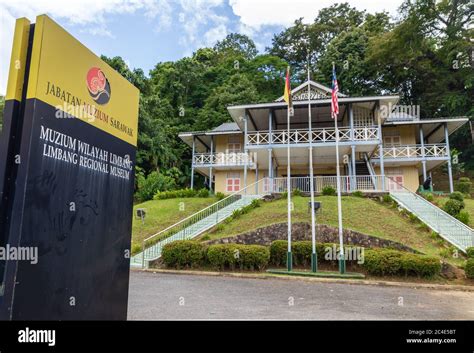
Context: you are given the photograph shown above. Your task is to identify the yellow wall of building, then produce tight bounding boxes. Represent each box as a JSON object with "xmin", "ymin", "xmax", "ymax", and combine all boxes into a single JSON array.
[{"xmin": 382, "ymin": 125, "xmax": 417, "ymax": 144}]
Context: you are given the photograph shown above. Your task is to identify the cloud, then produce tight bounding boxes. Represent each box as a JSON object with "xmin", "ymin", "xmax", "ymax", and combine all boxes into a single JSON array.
[
  {"xmin": 229, "ymin": 0, "xmax": 403, "ymax": 29},
  {"xmin": 0, "ymin": 0, "xmax": 172, "ymax": 94},
  {"xmin": 177, "ymin": 0, "xmax": 229, "ymax": 49}
]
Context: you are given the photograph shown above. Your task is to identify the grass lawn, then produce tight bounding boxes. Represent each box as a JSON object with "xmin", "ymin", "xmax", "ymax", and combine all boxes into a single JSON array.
[
  {"xmin": 132, "ymin": 197, "xmax": 217, "ymax": 247},
  {"xmin": 201, "ymin": 195, "xmax": 466, "ymax": 266},
  {"xmin": 435, "ymin": 196, "xmax": 474, "ymax": 228}
]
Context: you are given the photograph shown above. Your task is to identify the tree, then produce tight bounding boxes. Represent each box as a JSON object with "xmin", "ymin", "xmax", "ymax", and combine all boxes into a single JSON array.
[{"xmin": 214, "ymin": 33, "xmax": 258, "ymax": 60}]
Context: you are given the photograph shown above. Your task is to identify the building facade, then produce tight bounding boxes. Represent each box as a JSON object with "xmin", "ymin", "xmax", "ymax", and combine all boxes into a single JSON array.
[{"xmin": 179, "ymin": 81, "xmax": 469, "ymax": 194}]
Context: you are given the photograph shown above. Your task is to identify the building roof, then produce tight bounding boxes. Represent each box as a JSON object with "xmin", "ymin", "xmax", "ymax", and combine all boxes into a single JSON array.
[
  {"xmin": 275, "ymin": 80, "xmax": 347, "ymax": 102},
  {"xmin": 211, "ymin": 122, "xmax": 240, "ymax": 132},
  {"xmin": 178, "ymin": 122, "xmax": 243, "ymax": 152}
]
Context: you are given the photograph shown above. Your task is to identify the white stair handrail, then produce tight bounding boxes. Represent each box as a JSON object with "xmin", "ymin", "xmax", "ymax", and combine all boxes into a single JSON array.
[{"xmin": 388, "ymin": 177, "xmax": 473, "ymax": 234}]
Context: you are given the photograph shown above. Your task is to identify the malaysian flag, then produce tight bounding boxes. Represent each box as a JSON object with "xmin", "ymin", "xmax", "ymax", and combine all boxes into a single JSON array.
[{"xmin": 331, "ymin": 65, "xmax": 339, "ymax": 119}]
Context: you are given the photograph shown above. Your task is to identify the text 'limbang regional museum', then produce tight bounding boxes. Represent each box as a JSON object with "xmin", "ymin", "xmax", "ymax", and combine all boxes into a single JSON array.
[{"xmin": 179, "ymin": 80, "xmax": 468, "ymax": 195}]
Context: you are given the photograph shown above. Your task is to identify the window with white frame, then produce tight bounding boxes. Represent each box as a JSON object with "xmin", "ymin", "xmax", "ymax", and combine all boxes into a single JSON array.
[
  {"xmin": 383, "ymin": 135, "xmax": 401, "ymax": 146},
  {"xmin": 227, "ymin": 135, "xmax": 241, "ymax": 153},
  {"xmin": 226, "ymin": 172, "xmax": 240, "ymax": 192}
]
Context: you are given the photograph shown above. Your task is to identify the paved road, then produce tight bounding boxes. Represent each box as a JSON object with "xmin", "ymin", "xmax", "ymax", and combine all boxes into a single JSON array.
[{"xmin": 127, "ymin": 271, "xmax": 474, "ymax": 320}]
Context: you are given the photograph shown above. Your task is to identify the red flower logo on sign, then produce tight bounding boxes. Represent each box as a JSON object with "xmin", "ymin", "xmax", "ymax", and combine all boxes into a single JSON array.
[{"xmin": 86, "ymin": 67, "xmax": 111, "ymax": 105}]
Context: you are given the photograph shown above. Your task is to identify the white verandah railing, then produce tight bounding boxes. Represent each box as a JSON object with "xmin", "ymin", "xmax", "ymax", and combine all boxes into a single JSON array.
[
  {"xmin": 267, "ymin": 175, "xmax": 386, "ymax": 193},
  {"xmin": 246, "ymin": 126, "xmax": 379, "ymax": 146},
  {"xmin": 193, "ymin": 152, "xmax": 255, "ymax": 167},
  {"xmin": 372, "ymin": 144, "xmax": 448, "ymax": 159}
]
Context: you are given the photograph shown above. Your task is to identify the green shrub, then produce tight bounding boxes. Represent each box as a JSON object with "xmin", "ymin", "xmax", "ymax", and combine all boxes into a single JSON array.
[
  {"xmin": 362, "ymin": 249, "xmax": 441, "ymax": 278},
  {"xmin": 216, "ymin": 192, "xmax": 225, "ymax": 201},
  {"xmin": 456, "ymin": 210, "xmax": 470, "ymax": 225},
  {"xmin": 292, "ymin": 241, "xmax": 313, "ymax": 266},
  {"xmin": 456, "ymin": 177, "xmax": 472, "ymax": 195},
  {"xmin": 135, "ymin": 171, "xmax": 176, "ymax": 202},
  {"xmin": 382, "ymin": 194, "xmax": 393, "ymax": 203},
  {"xmin": 322, "ymin": 186, "xmax": 336, "ymax": 196},
  {"xmin": 465, "ymin": 259, "xmax": 474, "ymax": 279},
  {"xmin": 438, "ymin": 248, "xmax": 452, "ymax": 258},
  {"xmin": 270, "ymin": 240, "xmax": 288, "ymax": 266},
  {"xmin": 292, "ymin": 189, "xmax": 303, "ymax": 196},
  {"xmin": 352, "ymin": 190, "xmax": 364, "ymax": 197},
  {"xmin": 270, "ymin": 240, "xmax": 353, "ymax": 266},
  {"xmin": 466, "ymin": 247, "xmax": 474, "ymax": 259},
  {"xmin": 161, "ymin": 241, "xmax": 207, "ymax": 269},
  {"xmin": 250, "ymin": 199, "xmax": 261, "ymax": 208},
  {"xmin": 207, "ymin": 244, "xmax": 269, "ymax": 271},
  {"xmin": 421, "ymin": 192, "xmax": 434, "ymax": 202},
  {"xmin": 154, "ymin": 188, "xmax": 198, "ymax": 200},
  {"xmin": 408, "ymin": 213, "xmax": 420, "ymax": 223},
  {"xmin": 239, "ymin": 245, "xmax": 270, "ymax": 270},
  {"xmin": 449, "ymin": 191, "xmax": 464, "ymax": 202},
  {"xmin": 197, "ymin": 188, "xmax": 210, "ymax": 198},
  {"xmin": 443, "ymin": 199, "xmax": 464, "ymax": 217},
  {"xmin": 430, "ymin": 231, "xmax": 440, "ymax": 240},
  {"xmin": 362, "ymin": 249, "xmax": 403, "ymax": 275},
  {"xmin": 400, "ymin": 253, "xmax": 441, "ymax": 277},
  {"xmin": 131, "ymin": 243, "xmax": 142, "ymax": 255}
]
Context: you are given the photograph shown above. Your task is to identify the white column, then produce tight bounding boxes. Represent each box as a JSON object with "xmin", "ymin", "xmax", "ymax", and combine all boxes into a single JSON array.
[
  {"xmin": 419, "ymin": 126, "xmax": 427, "ymax": 181},
  {"xmin": 209, "ymin": 136, "xmax": 214, "ymax": 193},
  {"xmin": 377, "ymin": 110, "xmax": 385, "ymax": 191},
  {"xmin": 349, "ymin": 104, "xmax": 356, "ymax": 191},
  {"xmin": 244, "ymin": 115, "xmax": 248, "ymax": 190},
  {"xmin": 444, "ymin": 123, "xmax": 454, "ymax": 193},
  {"xmin": 351, "ymin": 145, "xmax": 356, "ymax": 191},
  {"xmin": 190, "ymin": 136, "xmax": 195, "ymax": 189}
]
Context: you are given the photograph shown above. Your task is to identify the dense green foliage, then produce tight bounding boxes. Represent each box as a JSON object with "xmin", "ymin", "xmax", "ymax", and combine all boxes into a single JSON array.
[
  {"xmin": 207, "ymin": 244, "xmax": 270, "ymax": 271},
  {"xmin": 322, "ymin": 186, "xmax": 336, "ymax": 196},
  {"xmin": 161, "ymin": 240, "xmax": 270, "ymax": 271},
  {"xmin": 153, "ymin": 188, "xmax": 209, "ymax": 200},
  {"xmin": 465, "ymin": 259, "xmax": 474, "ymax": 279},
  {"xmin": 161, "ymin": 240, "xmax": 207, "ymax": 268},
  {"xmin": 456, "ymin": 177, "xmax": 472, "ymax": 194},
  {"xmin": 466, "ymin": 247, "xmax": 474, "ymax": 259},
  {"xmin": 270, "ymin": 240, "xmax": 441, "ymax": 277},
  {"xmin": 98, "ymin": 0, "xmax": 472, "ymax": 191}
]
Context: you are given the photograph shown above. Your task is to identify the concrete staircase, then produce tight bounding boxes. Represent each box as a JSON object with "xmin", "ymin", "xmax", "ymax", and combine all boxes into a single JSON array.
[{"xmin": 390, "ymin": 189, "xmax": 474, "ymax": 252}]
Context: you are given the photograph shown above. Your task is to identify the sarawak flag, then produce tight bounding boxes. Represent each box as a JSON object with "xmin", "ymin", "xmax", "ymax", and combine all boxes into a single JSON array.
[
  {"xmin": 283, "ymin": 66, "xmax": 292, "ymax": 108},
  {"xmin": 331, "ymin": 65, "xmax": 339, "ymax": 119}
]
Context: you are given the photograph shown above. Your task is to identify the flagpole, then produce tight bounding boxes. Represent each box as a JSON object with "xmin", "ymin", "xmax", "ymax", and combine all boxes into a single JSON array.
[
  {"xmin": 285, "ymin": 67, "xmax": 292, "ymax": 272},
  {"xmin": 307, "ymin": 55, "xmax": 317, "ymax": 273},
  {"xmin": 332, "ymin": 62, "xmax": 346, "ymax": 274},
  {"xmin": 287, "ymin": 95, "xmax": 292, "ymax": 272}
]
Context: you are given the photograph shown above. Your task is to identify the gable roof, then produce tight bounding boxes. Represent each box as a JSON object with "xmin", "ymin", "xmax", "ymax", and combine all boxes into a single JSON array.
[
  {"xmin": 211, "ymin": 122, "xmax": 240, "ymax": 133},
  {"xmin": 275, "ymin": 80, "xmax": 347, "ymax": 102}
]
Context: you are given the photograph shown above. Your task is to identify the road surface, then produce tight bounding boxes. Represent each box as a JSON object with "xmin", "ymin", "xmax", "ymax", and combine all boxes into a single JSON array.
[{"xmin": 127, "ymin": 271, "xmax": 474, "ymax": 320}]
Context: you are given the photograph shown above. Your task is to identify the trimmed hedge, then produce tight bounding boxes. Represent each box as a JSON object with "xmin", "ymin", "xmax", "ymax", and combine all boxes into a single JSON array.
[
  {"xmin": 269, "ymin": 240, "xmax": 441, "ymax": 278},
  {"xmin": 465, "ymin": 259, "xmax": 474, "ymax": 279},
  {"xmin": 270, "ymin": 240, "xmax": 355, "ymax": 266},
  {"xmin": 362, "ymin": 249, "xmax": 441, "ymax": 278},
  {"xmin": 161, "ymin": 240, "xmax": 207, "ymax": 268},
  {"xmin": 154, "ymin": 188, "xmax": 210, "ymax": 200},
  {"xmin": 207, "ymin": 244, "xmax": 269, "ymax": 270},
  {"xmin": 466, "ymin": 247, "xmax": 474, "ymax": 259}
]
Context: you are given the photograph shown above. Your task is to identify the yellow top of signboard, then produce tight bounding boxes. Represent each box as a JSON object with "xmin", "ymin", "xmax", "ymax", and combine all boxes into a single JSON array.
[{"xmin": 26, "ymin": 15, "xmax": 139, "ymax": 146}]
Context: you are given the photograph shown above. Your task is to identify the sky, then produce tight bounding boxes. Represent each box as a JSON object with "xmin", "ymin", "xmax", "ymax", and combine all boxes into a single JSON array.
[{"xmin": 0, "ymin": 0, "xmax": 404, "ymax": 95}]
